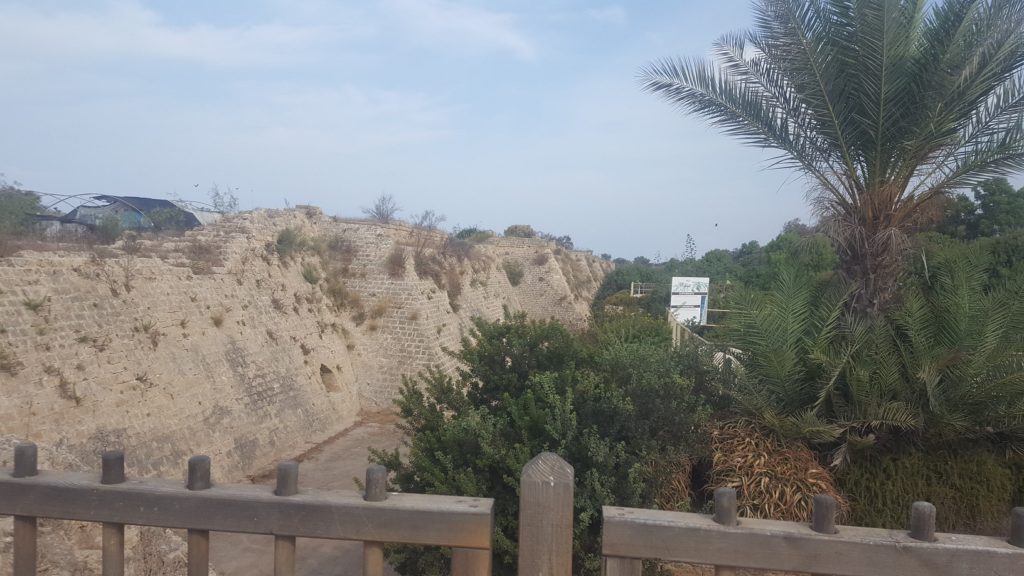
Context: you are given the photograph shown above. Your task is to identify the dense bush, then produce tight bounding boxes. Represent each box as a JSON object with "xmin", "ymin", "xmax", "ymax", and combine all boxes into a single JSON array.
[
  {"xmin": 301, "ymin": 263, "xmax": 322, "ymax": 285},
  {"xmin": 372, "ymin": 312, "xmax": 709, "ymax": 575},
  {"xmin": 502, "ymin": 259, "xmax": 524, "ymax": 286},
  {"xmin": 837, "ymin": 446, "xmax": 1023, "ymax": 535},
  {"xmin": 0, "ymin": 185, "xmax": 42, "ymax": 237},
  {"xmin": 503, "ymin": 224, "xmax": 536, "ymax": 238},
  {"xmin": 275, "ymin": 227, "xmax": 308, "ymax": 260}
]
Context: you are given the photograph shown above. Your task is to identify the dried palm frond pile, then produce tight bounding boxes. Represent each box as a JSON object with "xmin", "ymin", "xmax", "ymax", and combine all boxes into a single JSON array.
[
  {"xmin": 647, "ymin": 452, "xmax": 694, "ymax": 512},
  {"xmin": 709, "ymin": 419, "xmax": 847, "ymax": 522}
]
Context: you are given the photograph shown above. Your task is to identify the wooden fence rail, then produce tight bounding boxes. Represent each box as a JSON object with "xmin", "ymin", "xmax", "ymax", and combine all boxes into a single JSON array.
[
  {"xmin": 5, "ymin": 445, "xmax": 1024, "ymax": 576},
  {"xmin": 602, "ymin": 487, "xmax": 1024, "ymax": 576},
  {"xmin": 0, "ymin": 442, "xmax": 494, "ymax": 576}
]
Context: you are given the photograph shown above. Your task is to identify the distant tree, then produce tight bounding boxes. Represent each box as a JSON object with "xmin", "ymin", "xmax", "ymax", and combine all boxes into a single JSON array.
[
  {"xmin": 632, "ymin": 255, "xmax": 651, "ymax": 266},
  {"xmin": 938, "ymin": 193, "xmax": 980, "ymax": 239},
  {"xmin": 0, "ymin": 176, "xmax": 43, "ymax": 237},
  {"xmin": 600, "ymin": 253, "xmax": 612, "ymax": 261},
  {"xmin": 363, "ymin": 194, "xmax": 401, "ymax": 223},
  {"xmin": 683, "ymin": 234, "xmax": 697, "ymax": 261},
  {"xmin": 938, "ymin": 178, "xmax": 1024, "ymax": 239},
  {"xmin": 503, "ymin": 224, "xmax": 536, "ymax": 238},
  {"xmin": 411, "ymin": 210, "xmax": 446, "ymax": 230},
  {"xmin": 208, "ymin": 183, "xmax": 240, "ymax": 214},
  {"xmin": 781, "ymin": 219, "xmax": 815, "ymax": 237},
  {"xmin": 973, "ymin": 178, "xmax": 1024, "ymax": 237}
]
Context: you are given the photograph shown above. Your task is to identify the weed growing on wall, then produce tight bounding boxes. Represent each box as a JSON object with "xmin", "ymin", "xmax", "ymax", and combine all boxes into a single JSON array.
[{"xmin": 501, "ymin": 259, "xmax": 524, "ymax": 286}]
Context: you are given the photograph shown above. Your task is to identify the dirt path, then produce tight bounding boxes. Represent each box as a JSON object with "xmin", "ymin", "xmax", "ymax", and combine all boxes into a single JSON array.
[{"xmin": 209, "ymin": 412, "xmax": 405, "ymax": 576}]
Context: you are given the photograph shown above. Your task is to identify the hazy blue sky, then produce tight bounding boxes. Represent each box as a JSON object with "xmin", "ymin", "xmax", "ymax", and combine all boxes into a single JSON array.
[{"xmin": 2, "ymin": 1, "xmax": 1020, "ymax": 259}]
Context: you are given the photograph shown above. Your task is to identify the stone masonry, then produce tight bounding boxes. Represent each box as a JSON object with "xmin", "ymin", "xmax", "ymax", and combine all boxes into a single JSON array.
[{"xmin": 0, "ymin": 208, "xmax": 611, "ymax": 484}]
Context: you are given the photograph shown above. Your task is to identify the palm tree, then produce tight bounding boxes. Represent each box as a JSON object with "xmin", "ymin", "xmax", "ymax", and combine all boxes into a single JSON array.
[
  {"xmin": 721, "ymin": 256, "xmax": 1024, "ymax": 462},
  {"xmin": 641, "ymin": 0, "xmax": 1024, "ymax": 311}
]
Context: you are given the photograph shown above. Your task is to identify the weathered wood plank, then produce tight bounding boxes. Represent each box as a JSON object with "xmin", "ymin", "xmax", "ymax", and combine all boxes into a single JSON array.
[
  {"xmin": 102, "ymin": 522, "xmax": 125, "ymax": 576},
  {"xmin": 187, "ymin": 529, "xmax": 209, "ymax": 576},
  {"xmin": 0, "ymin": 469, "xmax": 493, "ymax": 549},
  {"xmin": 602, "ymin": 506, "xmax": 1024, "ymax": 576},
  {"xmin": 518, "ymin": 452, "xmax": 573, "ymax": 576},
  {"xmin": 363, "ymin": 542, "xmax": 384, "ymax": 576},
  {"xmin": 274, "ymin": 536, "xmax": 296, "ymax": 576},
  {"xmin": 362, "ymin": 465, "xmax": 387, "ymax": 576},
  {"xmin": 273, "ymin": 461, "xmax": 298, "ymax": 576},
  {"xmin": 602, "ymin": 556, "xmax": 641, "ymax": 576},
  {"xmin": 13, "ymin": 515, "xmax": 36, "ymax": 576},
  {"xmin": 451, "ymin": 548, "xmax": 491, "ymax": 576}
]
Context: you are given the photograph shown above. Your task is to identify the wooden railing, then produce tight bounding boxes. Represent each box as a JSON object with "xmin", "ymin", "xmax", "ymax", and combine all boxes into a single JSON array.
[
  {"xmin": 602, "ymin": 488, "xmax": 1024, "ymax": 576},
  {"xmin": 0, "ymin": 442, "xmax": 494, "ymax": 576},
  {"xmin": 5, "ymin": 444, "xmax": 1023, "ymax": 576}
]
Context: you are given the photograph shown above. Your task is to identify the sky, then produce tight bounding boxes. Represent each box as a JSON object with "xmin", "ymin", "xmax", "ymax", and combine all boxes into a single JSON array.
[{"xmin": 2, "ymin": 1, "xmax": 1020, "ymax": 260}]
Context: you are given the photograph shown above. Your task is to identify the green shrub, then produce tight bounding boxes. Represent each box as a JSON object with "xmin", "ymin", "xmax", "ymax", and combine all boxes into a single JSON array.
[
  {"xmin": 275, "ymin": 227, "xmax": 307, "ymax": 259},
  {"xmin": 455, "ymin": 227, "xmax": 495, "ymax": 243},
  {"xmin": 372, "ymin": 312, "xmax": 709, "ymax": 575},
  {"xmin": 502, "ymin": 259, "xmax": 524, "ymax": 286},
  {"xmin": 503, "ymin": 224, "xmax": 536, "ymax": 238},
  {"xmin": 838, "ymin": 447, "xmax": 1022, "ymax": 535},
  {"xmin": 301, "ymin": 263, "xmax": 322, "ymax": 284},
  {"xmin": 0, "ymin": 187, "xmax": 42, "ymax": 237}
]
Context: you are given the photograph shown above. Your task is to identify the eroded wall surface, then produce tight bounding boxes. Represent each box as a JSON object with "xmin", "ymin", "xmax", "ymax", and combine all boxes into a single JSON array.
[{"xmin": 0, "ymin": 208, "xmax": 611, "ymax": 482}]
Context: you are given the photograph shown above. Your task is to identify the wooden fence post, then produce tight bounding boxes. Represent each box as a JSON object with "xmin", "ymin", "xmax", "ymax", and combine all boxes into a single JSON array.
[
  {"xmin": 603, "ymin": 556, "xmax": 642, "ymax": 576},
  {"xmin": 811, "ymin": 494, "xmax": 837, "ymax": 535},
  {"xmin": 274, "ymin": 461, "xmax": 299, "ymax": 576},
  {"xmin": 13, "ymin": 442, "xmax": 38, "ymax": 576},
  {"xmin": 363, "ymin": 464, "xmax": 388, "ymax": 576},
  {"xmin": 101, "ymin": 450, "xmax": 126, "ymax": 576},
  {"xmin": 451, "ymin": 548, "xmax": 491, "ymax": 576},
  {"xmin": 810, "ymin": 494, "xmax": 837, "ymax": 576},
  {"xmin": 1011, "ymin": 508, "xmax": 1024, "ymax": 548},
  {"xmin": 712, "ymin": 488, "xmax": 738, "ymax": 576},
  {"xmin": 518, "ymin": 452, "xmax": 573, "ymax": 576},
  {"xmin": 186, "ymin": 455, "xmax": 212, "ymax": 576},
  {"xmin": 909, "ymin": 502, "xmax": 935, "ymax": 542}
]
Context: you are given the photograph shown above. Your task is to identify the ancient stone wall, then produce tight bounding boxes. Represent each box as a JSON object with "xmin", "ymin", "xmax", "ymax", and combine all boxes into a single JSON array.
[{"xmin": 0, "ymin": 208, "xmax": 611, "ymax": 482}]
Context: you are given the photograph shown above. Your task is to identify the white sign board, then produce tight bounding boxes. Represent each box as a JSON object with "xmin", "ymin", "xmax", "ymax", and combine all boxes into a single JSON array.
[{"xmin": 670, "ymin": 277, "xmax": 709, "ymax": 325}]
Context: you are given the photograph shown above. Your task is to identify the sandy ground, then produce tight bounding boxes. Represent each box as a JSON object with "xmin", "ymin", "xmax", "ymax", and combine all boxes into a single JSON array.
[{"xmin": 209, "ymin": 412, "xmax": 405, "ymax": 576}]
